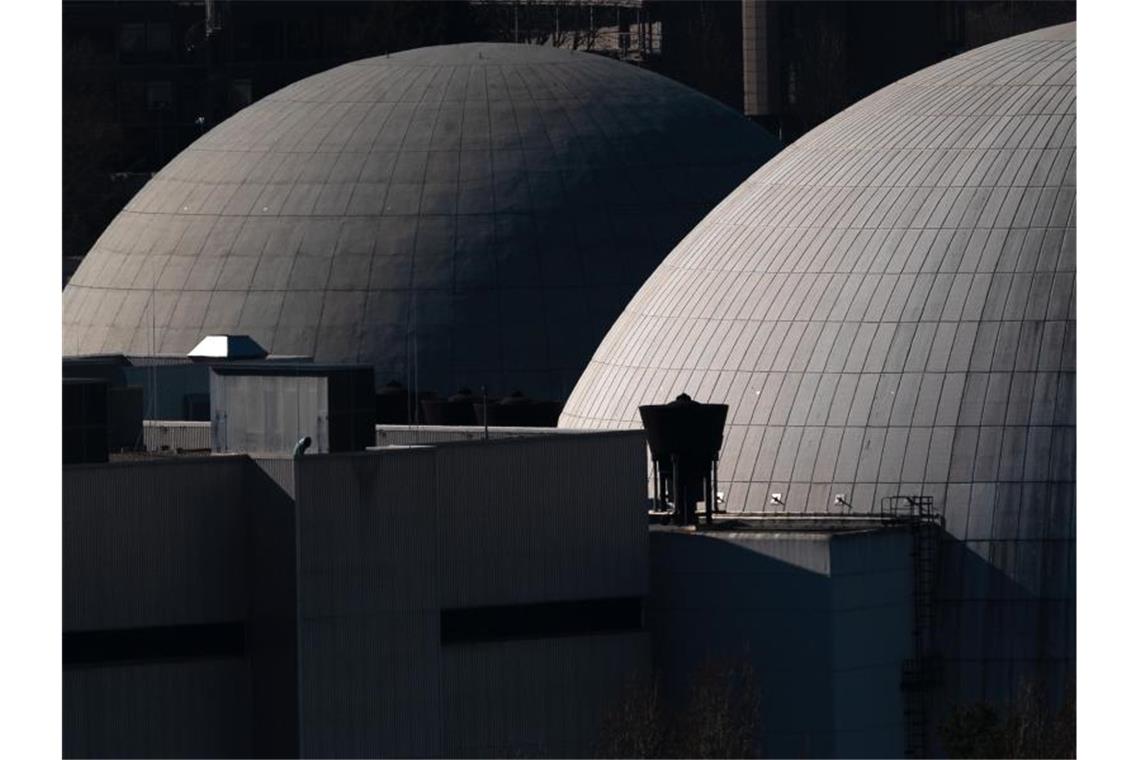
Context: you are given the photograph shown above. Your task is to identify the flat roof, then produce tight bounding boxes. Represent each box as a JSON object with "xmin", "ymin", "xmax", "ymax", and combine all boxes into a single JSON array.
[{"xmin": 210, "ymin": 362, "xmax": 371, "ymax": 377}]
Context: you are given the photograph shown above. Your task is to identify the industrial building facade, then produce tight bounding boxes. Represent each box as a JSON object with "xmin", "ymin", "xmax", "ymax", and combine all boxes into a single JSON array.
[
  {"xmin": 64, "ymin": 432, "xmax": 650, "ymax": 757},
  {"xmin": 64, "ymin": 418, "xmax": 931, "ymax": 757},
  {"xmin": 62, "ymin": 20, "xmax": 1077, "ymax": 759}
]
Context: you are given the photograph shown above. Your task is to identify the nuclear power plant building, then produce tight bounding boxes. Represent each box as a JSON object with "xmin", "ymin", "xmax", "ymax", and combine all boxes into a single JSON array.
[{"xmin": 62, "ymin": 23, "xmax": 1077, "ymax": 760}]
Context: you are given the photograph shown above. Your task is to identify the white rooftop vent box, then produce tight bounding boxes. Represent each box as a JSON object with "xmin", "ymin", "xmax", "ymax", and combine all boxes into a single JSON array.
[{"xmin": 187, "ymin": 334, "xmax": 268, "ymax": 361}]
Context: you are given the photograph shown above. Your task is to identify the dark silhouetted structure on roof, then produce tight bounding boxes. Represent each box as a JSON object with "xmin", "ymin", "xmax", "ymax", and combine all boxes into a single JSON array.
[{"xmin": 640, "ymin": 393, "xmax": 727, "ymax": 525}]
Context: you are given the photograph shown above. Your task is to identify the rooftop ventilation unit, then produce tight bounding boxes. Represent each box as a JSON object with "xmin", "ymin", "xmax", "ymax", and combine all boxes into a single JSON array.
[
  {"xmin": 374, "ymin": 381, "xmax": 443, "ymax": 425},
  {"xmin": 187, "ymin": 334, "xmax": 268, "ymax": 361},
  {"xmin": 639, "ymin": 393, "xmax": 728, "ymax": 526},
  {"xmin": 421, "ymin": 389, "xmax": 479, "ymax": 426},
  {"xmin": 474, "ymin": 391, "xmax": 563, "ymax": 428}
]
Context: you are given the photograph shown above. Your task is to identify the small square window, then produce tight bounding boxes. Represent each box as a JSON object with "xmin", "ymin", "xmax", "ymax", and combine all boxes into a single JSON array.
[
  {"xmin": 146, "ymin": 22, "xmax": 171, "ymax": 53},
  {"xmin": 146, "ymin": 81, "xmax": 173, "ymax": 112},
  {"xmin": 119, "ymin": 23, "xmax": 145, "ymax": 55},
  {"xmin": 229, "ymin": 79, "xmax": 253, "ymax": 109}
]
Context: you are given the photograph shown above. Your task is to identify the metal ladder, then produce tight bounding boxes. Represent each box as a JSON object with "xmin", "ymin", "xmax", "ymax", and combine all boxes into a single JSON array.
[{"xmin": 881, "ymin": 495, "xmax": 944, "ymax": 758}]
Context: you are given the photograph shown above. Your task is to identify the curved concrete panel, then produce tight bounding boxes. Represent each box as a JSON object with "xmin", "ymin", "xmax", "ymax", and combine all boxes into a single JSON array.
[
  {"xmin": 63, "ymin": 43, "xmax": 779, "ymax": 400},
  {"xmin": 562, "ymin": 24, "xmax": 1076, "ymax": 710}
]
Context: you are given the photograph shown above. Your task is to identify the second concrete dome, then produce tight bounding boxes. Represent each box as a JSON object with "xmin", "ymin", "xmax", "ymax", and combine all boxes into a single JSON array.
[
  {"xmin": 562, "ymin": 23, "xmax": 1075, "ymax": 708},
  {"xmin": 63, "ymin": 43, "xmax": 779, "ymax": 399}
]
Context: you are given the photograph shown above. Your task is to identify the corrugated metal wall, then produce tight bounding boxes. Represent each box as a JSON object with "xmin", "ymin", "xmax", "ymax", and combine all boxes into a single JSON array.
[
  {"xmin": 63, "ymin": 455, "xmax": 299, "ymax": 759},
  {"xmin": 63, "ymin": 457, "xmax": 249, "ymax": 631},
  {"xmin": 64, "ymin": 432, "xmax": 650, "ymax": 758},
  {"xmin": 435, "ymin": 432, "xmax": 648, "ymax": 608},
  {"xmin": 246, "ymin": 455, "xmax": 301, "ymax": 758},
  {"xmin": 293, "ymin": 447, "xmax": 444, "ymax": 758},
  {"xmin": 212, "ymin": 373, "xmax": 329, "ymax": 454},
  {"xmin": 63, "ymin": 659, "xmax": 253, "ymax": 758},
  {"xmin": 250, "ymin": 454, "xmax": 297, "ymax": 499},
  {"xmin": 374, "ymin": 424, "xmax": 586, "ymax": 447},
  {"xmin": 292, "ymin": 431, "xmax": 650, "ymax": 757},
  {"xmin": 142, "ymin": 420, "xmax": 211, "ymax": 452},
  {"xmin": 440, "ymin": 633, "xmax": 649, "ymax": 757}
]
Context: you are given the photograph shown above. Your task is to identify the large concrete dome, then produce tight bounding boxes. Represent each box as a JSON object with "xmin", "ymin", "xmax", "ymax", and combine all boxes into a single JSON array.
[
  {"xmin": 63, "ymin": 43, "xmax": 778, "ymax": 399},
  {"xmin": 562, "ymin": 24, "xmax": 1075, "ymax": 706}
]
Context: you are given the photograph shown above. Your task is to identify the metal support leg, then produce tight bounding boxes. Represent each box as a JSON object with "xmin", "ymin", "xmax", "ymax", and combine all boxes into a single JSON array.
[
  {"xmin": 713, "ymin": 458, "xmax": 719, "ymax": 514},
  {"xmin": 705, "ymin": 473, "xmax": 713, "ymax": 525},
  {"xmin": 652, "ymin": 459, "xmax": 659, "ymax": 511},
  {"xmin": 671, "ymin": 454, "xmax": 682, "ymax": 525}
]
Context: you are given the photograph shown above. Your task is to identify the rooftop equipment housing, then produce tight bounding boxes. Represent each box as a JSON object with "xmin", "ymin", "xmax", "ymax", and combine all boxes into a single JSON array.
[
  {"xmin": 210, "ymin": 363, "xmax": 375, "ymax": 454},
  {"xmin": 421, "ymin": 389, "xmax": 479, "ymax": 426},
  {"xmin": 62, "ymin": 354, "xmax": 130, "ymax": 386},
  {"xmin": 639, "ymin": 393, "xmax": 728, "ymax": 525},
  {"xmin": 475, "ymin": 391, "xmax": 563, "ymax": 428},
  {"xmin": 374, "ymin": 381, "xmax": 448, "ymax": 425},
  {"xmin": 63, "ymin": 356, "xmax": 144, "ymax": 451}
]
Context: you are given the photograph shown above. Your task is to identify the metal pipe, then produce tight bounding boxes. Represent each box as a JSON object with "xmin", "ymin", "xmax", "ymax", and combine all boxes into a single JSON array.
[
  {"xmin": 482, "ymin": 385, "xmax": 489, "ymax": 441},
  {"xmin": 671, "ymin": 453, "xmax": 681, "ymax": 525},
  {"xmin": 292, "ymin": 435, "xmax": 311, "ymax": 458}
]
